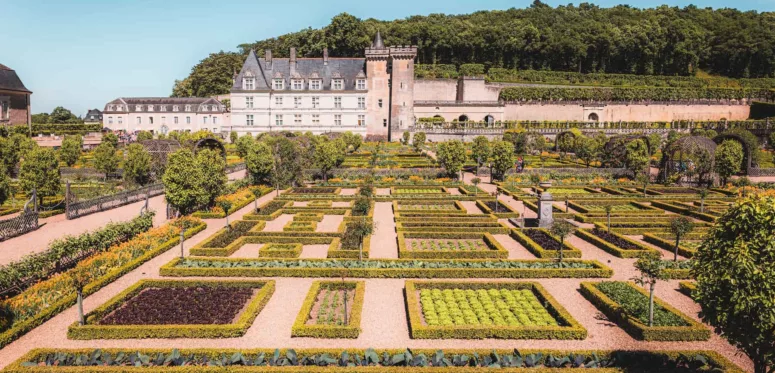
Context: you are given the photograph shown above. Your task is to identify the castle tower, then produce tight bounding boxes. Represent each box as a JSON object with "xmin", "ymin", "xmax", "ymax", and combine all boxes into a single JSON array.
[
  {"xmin": 365, "ymin": 32, "xmax": 417, "ymax": 140},
  {"xmin": 365, "ymin": 32, "xmax": 390, "ymax": 137}
]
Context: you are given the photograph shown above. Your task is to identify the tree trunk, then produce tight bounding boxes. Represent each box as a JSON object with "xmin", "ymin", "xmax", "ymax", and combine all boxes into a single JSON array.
[
  {"xmin": 674, "ymin": 234, "xmax": 680, "ymax": 261},
  {"xmin": 358, "ymin": 235, "xmax": 363, "ymax": 262},
  {"xmin": 700, "ymin": 198, "xmax": 705, "ymax": 213},
  {"xmin": 607, "ymin": 213, "xmax": 611, "ymax": 234},
  {"xmin": 559, "ymin": 238, "xmax": 564, "ymax": 262},
  {"xmin": 77, "ymin": 289, "xmax": 85, "ymax": 326},
  {"xmin": 648, "ymin": 283, "xmax": 655, "ymax": 327}
]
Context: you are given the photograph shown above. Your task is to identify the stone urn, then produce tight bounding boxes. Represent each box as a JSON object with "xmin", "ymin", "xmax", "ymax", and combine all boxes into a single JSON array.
[{"xmin": 539, "ymin": 181, "xmax": 553, "ymax": 189}]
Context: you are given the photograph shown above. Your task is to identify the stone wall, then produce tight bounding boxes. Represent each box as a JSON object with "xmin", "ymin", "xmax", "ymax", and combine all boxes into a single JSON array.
[
  {"xmin": 414, "ymin": 105, "xmax": 505, "ymax": 123},
  {"xmin": 9, "ymin": 92, "xmax": 29, "ymax": 125},
  {"xmin": 504, "ymin": 103, "xmax": 750, "ymax": 122},
  {"xmin": 414, "ymin": 79, "xmax": 457, "ymax": 101}
]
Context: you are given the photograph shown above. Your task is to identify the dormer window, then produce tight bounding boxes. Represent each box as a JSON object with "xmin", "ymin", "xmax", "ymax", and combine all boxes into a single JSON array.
[
  {"xmin": 185, "ymin": 105, "xmax": 191, "ymax": 112},
  {"xmin": 356, "ymin": 79, "xmax": 366, "ymax": 90},
  {"xmin": 116, "ymin": 105, "xmax": 123, "ymax": 111},
  {"xmin": 147, "ymin": 105, "xmax": 154, "ymax": 112},
  {"xmin": 244, "ymin": 77, "xmax": 255, "ymax": 90},
  {"xmin": 211, "ymin": 105, "xmax": 218, "ymax": 111},
  {"xmin": 136, "ymin": 105, "xmax": 143, "ymax": 111},
  {"xmin": 310, "ymin": 80, "xmax": 321, "ymax": 90},
  {"xmin": 173, "ymin": 105, "xmax": 179, "ymax": 112},
  {"xmin": 273, "ymin": 79, "xmax": 284, "ymax": 90},
  {"xmin": 292, "ymin": 79, "xmax": 303, "ymax": 90},
  {"xmin": 160, "ymin": 106, "xmax": 167, "ymax": 112},
  {"xmin": 332, "ymin": 79, "xmax": 344, "ymax": 90},
  {"xmin": 108, "ymin": 105, "xmax": 114, "ymax": 111}
]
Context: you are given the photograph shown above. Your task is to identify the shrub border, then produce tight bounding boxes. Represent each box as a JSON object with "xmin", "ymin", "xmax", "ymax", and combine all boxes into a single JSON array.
[
  {"xmin": 397, "ymin": 232, "xmax": 508, "ymax": 259},
  {"xmin": 291, "ymin": 280, "xmax": 365, "ymax": 339},
  {"xmin": 575, "ymin": 229, "xmax": 659, "ymax": 258},
  {"xmin": 641, "ymin": 233, "xmax": 697, "ymax": 259},
  {"xmin": 509, "ymin": 229, "xmax": 582, "ymax": 259},
  {"xmin": 259, "ymin": 243, "xmax": 303, "ymax": 258},
  {"xmin": 475, "ymin": 200, "xmax": 520, "ymax": 218}
]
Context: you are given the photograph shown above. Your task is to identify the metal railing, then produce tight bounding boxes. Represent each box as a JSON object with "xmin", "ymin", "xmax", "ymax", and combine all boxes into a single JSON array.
[
  {"xmin": 66, "ymin": 182, "xmax": 164, "ymax": 220},
  {"xmin": 0, "ymin": 191, "xmax": 39, "ymax": 242}
]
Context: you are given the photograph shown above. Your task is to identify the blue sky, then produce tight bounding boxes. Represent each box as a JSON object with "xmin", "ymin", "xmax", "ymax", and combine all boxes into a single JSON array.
[{"xmin": 4, "ymin": 0, "xmax": 773, "ymax": 116}]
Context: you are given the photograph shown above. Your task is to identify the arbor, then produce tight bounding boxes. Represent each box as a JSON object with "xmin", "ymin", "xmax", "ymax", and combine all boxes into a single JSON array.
[
  {"xmin": 549, "ymin": 220, "xmax": 575, "ymax": 262},
  {"xmin": 123, "ymin": 144, "xmax": 152, "ymax": 186},
  {"xmin": 58, "ymin": 135, "xmax": 82, "ymax": 167},
  {"xmin": 668, "ymin": 216, "xmax": 695, "ymax": 261},
  {"xmin": 93, "ymin": 143, "xmax": 121, "ymax": 179},
  {"xmin": 196, "ymin": 149, "xmax": 227, "ymax": 208},
  {"xmin": 245, "ymin": 141, "xmax": 273, "ymax": 185},
  {"xmin": 694, "ymin": 193, "xmax": 775, "ymax": 373},
  {"xmin": 715, "ymin": 140, "xmax": 743, "ymax": 185},
  {"xmin": 632, "ymin": 256, "xmax": 669, "ymax": 327},
  {"xmin": 490, "ymin": 141, "xmax": 514, "ymax": 181},
  {"xmin": 412, "ymin": 132, "xmax": 426, "ymax": 152},
  {"xmin": 19, "ymin": 147, "xmax": 61, "ymax": 197},
  {"xmin": 162, "ymin": 149, "xmax": 207, "ymax": 215},
  {"xmin": 470, "ymin": 136, "xmax": 491, "ymax": 173},
  {"xmin": 436, "ymin": 140, "xmax": 467, "ymax": 179},
  {"xmin": 625, "ymin": 139, "xmax": 650, "ymax": 176},
  {"xmin": 314, "ymin": 140, "xmax": 343, "ymax": 182}
]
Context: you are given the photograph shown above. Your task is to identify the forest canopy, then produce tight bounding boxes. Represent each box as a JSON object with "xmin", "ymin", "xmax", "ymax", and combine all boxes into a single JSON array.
[{"xmin": 172, "ymin": 2, "xmax": 775, "ymax": 98}]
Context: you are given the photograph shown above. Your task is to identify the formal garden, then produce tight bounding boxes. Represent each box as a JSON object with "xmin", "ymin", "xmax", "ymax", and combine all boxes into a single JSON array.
[{"xmin": 0, "ymin": 127, "xmax": 773, "ymax": 373}]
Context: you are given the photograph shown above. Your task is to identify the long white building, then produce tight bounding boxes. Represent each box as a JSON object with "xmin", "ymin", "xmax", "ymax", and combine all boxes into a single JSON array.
[{"xmin": 102, "ymin": 97, "xmax": 228, "ymax": 134}]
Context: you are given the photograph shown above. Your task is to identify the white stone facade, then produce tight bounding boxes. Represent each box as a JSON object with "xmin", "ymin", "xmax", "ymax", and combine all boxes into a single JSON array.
[{"xmin": 102, "ymin": 97, "xmax": 228, "ymax": 134}]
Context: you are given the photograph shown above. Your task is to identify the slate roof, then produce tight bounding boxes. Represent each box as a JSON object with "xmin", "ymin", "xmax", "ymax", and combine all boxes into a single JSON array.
[
  {"xmin": 0, "ymin": 64, "xmax": 31, "ymax": 93},
  {"xmin": 232, "ymin": 50, "xmax": 366, "ymax": 91},
  {"xmin": 103, "ymin": 97, "xmax": 225, "ymax": 113}
]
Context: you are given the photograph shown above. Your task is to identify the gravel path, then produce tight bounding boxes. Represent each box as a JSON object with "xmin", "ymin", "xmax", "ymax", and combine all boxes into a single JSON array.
[
  {"xmin": 317, "ymin": 215, "xmax": 344, "ymax": 233},
  {"xmin": 368, "ymin": 202, "xmax": 397, "ymax": 259}
]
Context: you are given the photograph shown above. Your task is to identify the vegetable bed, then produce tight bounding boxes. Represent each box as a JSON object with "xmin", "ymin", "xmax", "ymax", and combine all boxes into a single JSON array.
[{"xmin": 291, "ymin": 280, "xmax": 365, "ymax": 338}]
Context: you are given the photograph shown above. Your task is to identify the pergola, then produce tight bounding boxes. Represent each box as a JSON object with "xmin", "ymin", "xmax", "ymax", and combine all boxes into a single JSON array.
[
  {"xmin": 140, "ymin": 140, "xmax": 182, "ymax": 179},
  {"xmin": 659, "ymin": 136, "xmax": 717, "ymax": 186}
]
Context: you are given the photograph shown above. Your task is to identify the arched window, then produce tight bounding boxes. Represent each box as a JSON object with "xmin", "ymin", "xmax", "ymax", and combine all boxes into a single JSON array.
[
  {"xmin": 484, "ymin": 115, "xmax": 494, "ymax": 125},
  {"xmin": 458, "ymin": 115, "xmax": 469, "ymax": 122},
  {"xmin": 588, "ymin": 113, "xmax": 599, "ymax": 122}
]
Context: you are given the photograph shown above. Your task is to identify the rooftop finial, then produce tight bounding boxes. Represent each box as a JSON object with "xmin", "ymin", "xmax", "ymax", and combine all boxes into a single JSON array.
[{"xmin": 371, "ymin": 31, "xmax": 385, "ymax": 49}]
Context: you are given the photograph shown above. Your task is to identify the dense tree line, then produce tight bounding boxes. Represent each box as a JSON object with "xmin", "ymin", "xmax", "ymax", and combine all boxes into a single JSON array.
[{"xmin": 173, "ymin": 3, "xmax": 775, "ymax": 98}]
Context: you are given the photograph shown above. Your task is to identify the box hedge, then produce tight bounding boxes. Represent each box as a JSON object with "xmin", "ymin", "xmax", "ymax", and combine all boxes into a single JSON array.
[
  {"xmin": 397, "ymin": 232, "xmax": 508, "ymax": 259},
  {"xmin": 575, "ymin": 229, "xmax": 659, "ymax": 258},
  {"xmin": 291, "ymin": 280, "xmax": 365, "ymax": 339},
  {"xmin": 509, "ymin": 229, "xmax": 582, "ymax": 259}
]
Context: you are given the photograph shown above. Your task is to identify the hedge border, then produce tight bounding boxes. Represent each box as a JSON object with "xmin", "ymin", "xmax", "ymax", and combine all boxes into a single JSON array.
[
  {"xmin": 191, "ymin": 235, "xmax": 335, "ymax": 257},
  {"xmin": 650, "ymin": 201, "xmax": 717, "ymax": 222},
  {"xmin": 67, "ymin": 279, "xmax": 275, "ymax": 339},
  {"xmin": 391, "ymin": 200, "xmax": 468, "ymax": 215},
  {"xmin": 0, "ymin": 220, "xmax": 206, "ymax": 349},
  {"xmin": 326, "ymin": 235, "xmax": 372, "ymax": 259},
  {"xmin": 4, "ymin": 348, "xmax": 745, "ymax": 373},
  {"xmin": 283, "ymin": 220, "xmax": 318, "ymax": 232},
  {"xmin": 575, "ymin": 229, "xmax": 659, "ymax": 258},
  {"xmin": 579, "ymin": 281, "xmax": 710, "ymax": 341},
  {"xmin": 259, "ymin": 243, "xmax": 303, "ymax": 258},
  {"xmin": 678, "ymin": 281, "xmax": 697, "ymax": 297},
  {"xmin": 405, "ymin": 281, "xmax": 587, "ymax": 340},
  {"xmin": 509, "ymin": 229, "xmax": 582, "ymax": 259},
  {"xmin": 568, "ymin": 200, "xmax": 662, "ymax": 216},
  {"xmin": 641, "ymin": 233, "xmax": 697, "ymax": 259},
  {"xmin": 475, "ymin": 200, "xmax": 520, "ymax": 218},
  {"xmin": 160, "ymin": 258, "xmax": 613, "ymax": 279},
  {"xmin": 397, "ymin": 232, "xmax": 508, "ymax": 259},
  {"xmin": 290, "ymin": 280, "xmax": 365, "ymax": 338}
]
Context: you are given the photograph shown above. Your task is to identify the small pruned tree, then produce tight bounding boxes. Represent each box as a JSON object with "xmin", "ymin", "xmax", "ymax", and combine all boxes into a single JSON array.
[
  {"xmin": 668, "ymin": 216, "xmax": 695, "ymax": 261},
  {"xmin": 59, "ymin": 135, "xmax": 82, "ymax": 167},
  {"xmin": 470, "ymin": 136, "xmax": 491, "ymax": 174},
  {"xmin": 348, "ymin": 219, "xmax": 375, "ymax": 262},
  {"xmin": 123, "ymin": 143, "xmax": 152, "ymax": 186},
  {"xmin": 196, "ymin": 148, "xmax": 227, "ymax": 208},
  {"xmin": 549, "ymin": 220, "xmax": 575, "ymax": 262},
  {"xmin": 632, "ymin": 255, "xmax": 669, "ymax": 327},
  {"xmin": 163, "ymin": 149, "xmax": 207, "ymax": 215},
  {"xmin": 249, "ymin": 186, "xmax": 264, "ymax": 212},
  {"xmin": 436, "ymin": 140, "xmax": 467, "ymax": 179},
  {"xmin": 216, "ymin": 197, "xmax": 233, "ymax": 229},
  {"xmin": 412, "ymin": 132, "xmax": 426, "ymax": 152},
  {"xmin": 93, "ymin": 142, "xmax": 121, "ymax": 181},
  {"xmin": 490, "ymin": 141, "xmax": 514, "ymax": 181},
  {"xmin": 715, "ymin": 139, "xmax": 744, "ymax": 185},
  {"xmin": 71, "ymin": 266, "xmax": 91, "ymax": 326},
  {"xmin": 235, "ymin": 134, "xmax": 255, "ymax": 159},
  {"xmin": 697, "ymin": 188, "xmax": 709, "ymax": 213},
  {"xmin": 245, "ymin": 141, "xmax": 273, "ymax": 185},
  {"xmin": 635, "ymin": 171, "xmax": 650, "ymax": 197},
  {"xmin": 102, "ymin": 133, "xmax": 119, "ymax": 148},
  {"xmin": 603, "ymin": 205, "xmax": 613, "ymax": 233},
  {"xmin": 19, "ymin": 147, "xmax": 61, "ymax": 198},
  {"xmin": 402, "ymin": 131, "xmax": 410, "ymax": 145},
  {"xmin": 314, "ymin": 140, "xmax": 343, "ymax": 182},
  {"xmin": 471, "ymin": 177, "xmax": 481, "ymax": 196},
  {"xmin": 694, "ymin": 193, "xmax": 775, "ymax": 373}
]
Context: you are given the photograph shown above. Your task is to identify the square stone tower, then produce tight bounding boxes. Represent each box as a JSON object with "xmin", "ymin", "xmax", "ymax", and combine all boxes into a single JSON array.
[{"xmin": 365, "ymin": 32, "xmax": 417, "ymax": 140}]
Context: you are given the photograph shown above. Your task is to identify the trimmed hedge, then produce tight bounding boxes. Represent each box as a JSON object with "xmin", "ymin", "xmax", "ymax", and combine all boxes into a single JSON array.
[
  {"xmin": 579, "ymin": 281, "xmax": 710, "ymax": 341},
  {"xmin": 161, "ymin": 258, "xmax": 613, "ymax": 279},
  {"xmin": 291, "ymin": 280, "xmax": 365, "ymax": 338},
  {"xmin": 0, "ymin": 219, "xmax": 206, "ymax": 349},
  {"xmin": 509, "ymin": 229, "xmax": 582, "ymax": 259},
  {"xmin": 5, "ymin": 348, "xmax": 745, "ymax": 372},
  {"xmin": 67, "ymin": 279, "xmax": 275, "ymax": 339},
  {"xmin": 283, "ymin": 220, "xmax": 317, "ymax": 232},
  {"xmin": 327, "ymin": 236, "xmax": 371, "ymax": 259},
  {"xmin": 642, "ymin": 233, "xmax": 698, "ymax": 259},
  {"xmin": 679, "ymin": 281, "xmax": 697, "ymax": 297},
  {"xmin": 396, "ymin": 221, "xmax": 509, "ymax": 234},
  {"xmin": 293, "ymin": 212, "xmax": 325, "ymax": 222},
  {"xmin": 259, "ymin": 243, "xmax": 302, "ymax": 258},
  {"xmin": 649, "ymin": 201, "xmax": 717, "ymax": 222},
  {"xmin": 475, "ymin": 200, "xmax": 520, "ymax": 218},
  {"xmin": 397, "ymin": 232, "xmax": 508, "ymax": 259},
  {"xmin": 575, "ymin": 229, "xmax": 659, "ymax": 258},
  {"xmin": 406, "ymin": 281, "xmax": 587, "ymax": 340},
  {"xmin": 192, "ymin": 235, "xmax": 335, "ymax": 257}
]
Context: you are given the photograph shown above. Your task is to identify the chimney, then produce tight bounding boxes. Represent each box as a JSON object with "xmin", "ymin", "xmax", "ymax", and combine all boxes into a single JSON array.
[
  {"xmin": 290, "ymin": 47, "xmax": 297, "ymax": 76},
  {"xmin": 323, "ymin": 48, "xmax": 329, "ymax": 65},
  {"xmin": 265, "ymin": 49, "xmax": 272, "ymax": 70}
]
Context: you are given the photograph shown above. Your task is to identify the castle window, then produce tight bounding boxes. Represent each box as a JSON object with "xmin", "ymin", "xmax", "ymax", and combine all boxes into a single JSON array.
[
  {"xmin": 292, "ymin": 79, "xmax": 303, "ymax": 90},
  {"xmin": 203, "ymin": 117, "xmax": 208, "ymax": 124},
  {"xmin": 212, "ymin": 105, "xmax": 218, "ymax": 111},
  {"xmin": 136, "ymin": 105, "xmax": 143, "ymax": 111},
  {"xmin": 174, "ymin": 117, "xmax": 179, "ymax": 124},
  {"xmin": 334, "ymin": 114, "xmax": 342, "ymax": 126},
  {"xmin": 312, "ymin": 96, "xmax": 319, "ymax": 108},
  {"xmin": 378, "ymin": 99, "xmax": 383, "ymax": 108},
  {"xmin": 244, "ymin": 78, "xmax": 255, "ymax": 90},
  {"xmin": 312, "ymin": 114, "xmax": 320, "ymax": 124},
  {"xmin": 275, "ymin": 114, "xmax": 283, "ymax": 126},
  {"xmin": 332, "ymin": 79, "xmax": 343, "ymax": 90},
  {"xmin": 383, "ymin": 119, "xmax": 387, "ymax": 127},
  {"xmin": 356, "ymin": 79, "xmax": 366, "ymax": 90},
  {"xmin": 275, "ymin": 96, "xmax": 283, "ymax": 106},
  {"xmin": 358, "ymin": 115, "xmax": 365, "ymax": 126},
  {"xmin": 334, "ymin": 96, "xmax": 342, "ymax": 109},
  {"xmin": 108, "ymin": 117, "xmax": 113, "ymax": 125},
  {"xmin": 294, "ymin": 114, "xmax": 302, "ymax": 125},
  {"xmin": 173, "ymin": 105, "xmax": 179, "ymax": 112},
  {"xmin": 273, "ymin": 79, "xmax": 284, "ymax": 90},
  {"xmin": 137, "ymin": 117, "xmax": 141, "ymax": 124},
  {"xmin": 246, "ymin": 97, "xmax": 254, "ymax": 109},
  {"xmin": 118, "ymin": 117, "xmax": 123, "ymax": 124},
  {"xmin": 310, "ymin": 80, "xmax": 321, "ymax": 90},
  {"xmin": 186, "ymin": 116, "xmax": 191, "ymax": 124},
  {"xmin": 185, "ymin": 105, "xmax": 191, "ymax": 111},
  {"xmin": 160, "ymin": 106, "xmax": 166, "ymax": 112},
  {"xmin": 213, "ymin": 117, "xmax": 218, "ymax": 125},
  {"xmin": 246, "ymin": 114, "xmax": 254, "ymax": 125},
  {"xmin": 116, "ymin": 105, "xmax": 123, "ymax": 111},
  {"xmin": 108, "ymin": 105, "xmax": 114, "ymax": 111},
  {"xmin": 294, "ymin": 96, "xmax": 301, "ymax": 108},
  {"xmin": 357, "ymin": 97, "xmax": 365, "ymax": 109}
]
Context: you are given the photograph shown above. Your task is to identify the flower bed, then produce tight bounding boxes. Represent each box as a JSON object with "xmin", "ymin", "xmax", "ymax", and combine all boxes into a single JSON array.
[
  {"xmin": 161, "ymin": 258, "xmax": 613, "ymax": 279},
  {"xmin": 5, "ymin": 348, "xmax": 744, "ymax": 372},
  {"xmin": 291, "ymin": 280, "xmax": 365, "ymax": 338},
  {"xmin": 396, "ymin": 221, "xmax": 509, "ymax": 234},
  {"xmin": 68, "ymin": 279, "xmax": 274, "ymax": 339},
  {"xmin": 397, "ymin": 232, "xmax": 508, "ymax": 259},
  {"xmin": 289, "ymin": 187, "xmax": 341, "ymax": 194},
  {"xmin": 192, "ymin": 188, "xmax": 263, "ymax": 218},
  {"xmin": 393, "ymin": 200, "xmax": 467, "ymax": 215},
  {"xmin": 326, "ymin": 234, "xmax": 372, "ymax": 259},
  {"xmin": 509, "ymin": 229, "xmax": 582, "ymax": 259},
  {"xmin": 475, "ymin": 200, "xmax": 520, "ymax": 218},
  {"xmin": 259, "ymin": 243, "xmax": 302, "ymax": 258},
  {"xmin": 0, "ymin": 217, "xmax": 205, "ymax": 348},
  {"xmin": 243, "ymin": 201, "xmax": 290, "ymax": 221},
  {"xmin": 406, "ymin": 281, "xmax": 586, "ymax": 339},
  {"xmin": 196, "ymin": 220, "xmax": 262, "ymax": 250},
  {"xmin": 391, "ymin": 187, "xmax": 447, "ymax": 195},
  {"xmin": 580, "ymin": 281, "xmax": 710, "ymax": 341},
  {"xmin": 575, "ymin": 229, "xmax": 659, "ymax": 258}
]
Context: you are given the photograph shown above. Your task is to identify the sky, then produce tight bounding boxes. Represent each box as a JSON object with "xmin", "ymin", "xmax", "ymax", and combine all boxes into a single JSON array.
[{"xmin": 4, "ymin": 0, "xmax": 774, "ymax": 116}]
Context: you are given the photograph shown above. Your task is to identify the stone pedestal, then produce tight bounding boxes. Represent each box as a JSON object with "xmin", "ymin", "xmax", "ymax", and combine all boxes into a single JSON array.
[{"xmin": 538, "ymin": 192, "xmax": 554, "ymax": 228}]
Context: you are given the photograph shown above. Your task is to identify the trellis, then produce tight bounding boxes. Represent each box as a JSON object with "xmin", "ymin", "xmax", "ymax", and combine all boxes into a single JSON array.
[
  {"xmin": 141, "ymin": 140, "xmax": 182, "ymax": 179},
  {"xmin": 659, "ymin": 136, "xmax": 717, "ymax": 186},
  {"xmin": 0, "ymin": 190, "xmax": 39, "ymax": 242},
  {"xmin": 602, "ymin": 135, "xmax": 652, "ymax": 168}
]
